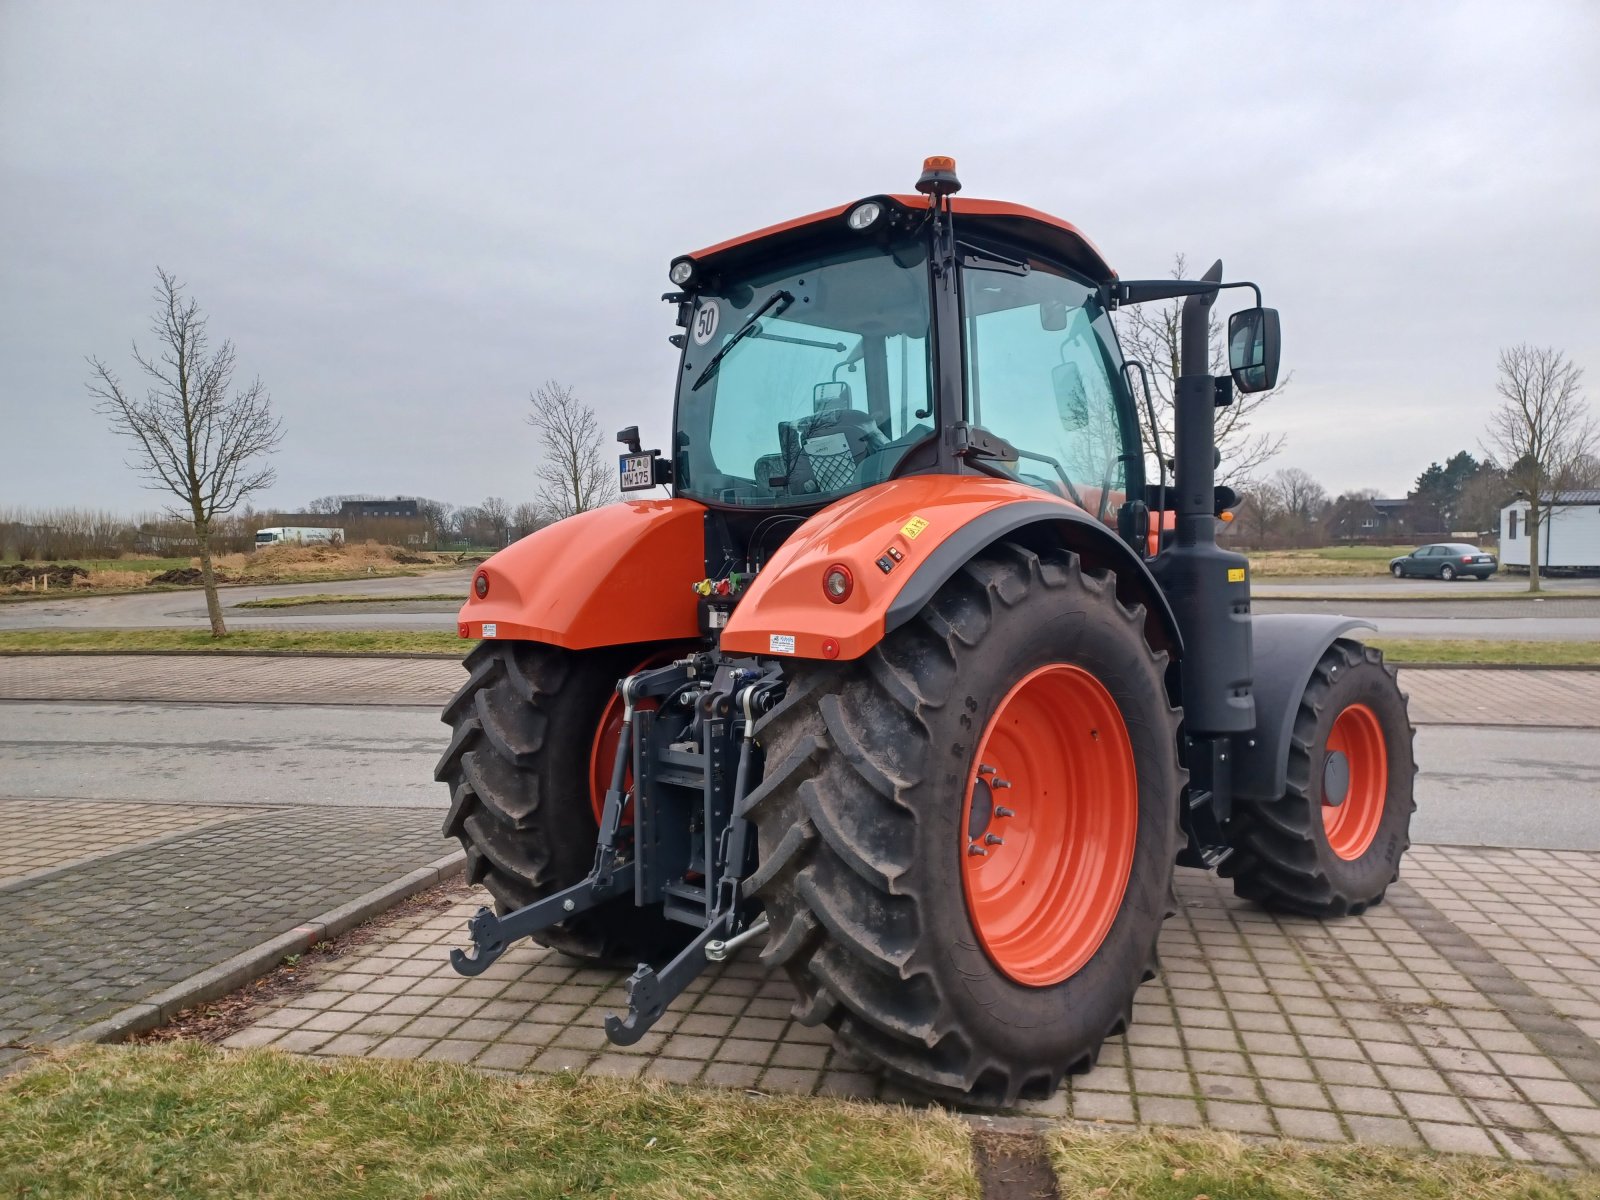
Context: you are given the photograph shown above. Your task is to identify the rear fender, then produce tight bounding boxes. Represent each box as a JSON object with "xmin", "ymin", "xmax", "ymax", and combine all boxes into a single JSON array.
[
  {"xmin": 719, "ymin": 476, "xmax": 1181, "ymax": 662},
  {"xmin": 457, "ymin": 499, "xmax": 706, "ymax": 649},
  {"xmin": 1234, "ymin": 615, "xmax": 1377, "ymax": 802}
]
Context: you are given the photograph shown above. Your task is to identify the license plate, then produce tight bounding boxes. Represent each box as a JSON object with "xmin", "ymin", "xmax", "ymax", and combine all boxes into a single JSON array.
[{"xmin": 619, "ymin": 452, "xmax": 654, "ymax": 491}]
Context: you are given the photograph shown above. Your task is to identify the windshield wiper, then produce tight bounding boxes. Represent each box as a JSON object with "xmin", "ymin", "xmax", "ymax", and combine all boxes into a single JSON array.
[{"xmin": 691, "ymin": 289, "xmax": 794, "ymax": 391}]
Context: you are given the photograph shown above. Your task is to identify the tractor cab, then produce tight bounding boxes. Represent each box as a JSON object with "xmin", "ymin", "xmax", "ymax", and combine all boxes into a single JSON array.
[{"xmin": 634, "ymin": 159, "xmax": 1144, "ymax": 552}]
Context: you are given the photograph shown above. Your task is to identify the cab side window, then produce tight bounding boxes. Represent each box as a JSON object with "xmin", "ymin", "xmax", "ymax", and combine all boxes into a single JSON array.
[{"xmin": 961, "ymin": 262, "xmax": 1132, "ymax": 520}]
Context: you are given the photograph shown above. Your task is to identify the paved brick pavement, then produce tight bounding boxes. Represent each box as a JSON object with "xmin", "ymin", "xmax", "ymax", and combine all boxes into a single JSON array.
[
  {"xmin": 4, "ymin": 654, "xmax": 1599, "ymax": 726},
  {"xmin": 0, "ymin": 799, "xmax": 450, "ymax": 1076},
  {"xmin": 227, "ymin": 847, "xmax": 1600, "ymax": 1167},
  {"xmin": 0, "ymin": 797, "xmax": 259, "ymax": 886}
]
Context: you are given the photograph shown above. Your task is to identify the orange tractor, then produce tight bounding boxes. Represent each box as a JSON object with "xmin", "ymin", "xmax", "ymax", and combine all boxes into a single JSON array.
[{"xmin": 438, "ymin": 157, "xmax": 1415, "ymax": 1105}]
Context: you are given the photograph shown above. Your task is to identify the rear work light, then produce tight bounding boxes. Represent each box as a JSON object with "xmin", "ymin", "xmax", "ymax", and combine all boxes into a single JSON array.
[
  {"xmin": 823, "ymin": 564, "xmax": 853, "ymax": 603},
  {"xmin": 847, "ymin": 201, "xmax": 883, "ymax": 231},
  {"xmin": 474, "ymin": 572, "xmax": 489, "ymax": 598}
]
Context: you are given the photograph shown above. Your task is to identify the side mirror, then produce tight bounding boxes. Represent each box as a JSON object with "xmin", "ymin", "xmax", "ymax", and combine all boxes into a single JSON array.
[
  {"xmin": 812, "ymin": 381, "xmax": 851, "ymax": 412},
  {"xmin": 1227, "ymin": 307, "xmax": 1281, "ymax": 393}
]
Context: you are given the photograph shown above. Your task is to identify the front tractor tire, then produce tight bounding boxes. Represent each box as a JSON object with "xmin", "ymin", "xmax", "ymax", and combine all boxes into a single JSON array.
[
  {"xmin": 435, "ymin": 640, "xmax": 687, "ymax": 964},
  {"xmin": 743, "ymin": 543, "xmax": 1183, "ymax": 1106},
  {"xmin": 1221, "ymin": 640, "xmax": 1416, "ymax": 917}
]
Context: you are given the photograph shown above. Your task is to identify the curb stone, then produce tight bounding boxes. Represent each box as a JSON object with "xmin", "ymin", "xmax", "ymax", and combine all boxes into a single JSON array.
[{"xmin": 52, "ymin": 850, "xmax": 465, "ymax": 1047}]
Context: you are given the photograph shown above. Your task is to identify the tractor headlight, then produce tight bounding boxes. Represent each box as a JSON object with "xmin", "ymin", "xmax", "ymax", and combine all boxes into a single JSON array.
[
  {"xmin": 846, "ymin": 202, "xmax": 883, "ymax": 231},
  {"xmin": 669, "ymin": 259, "xmax": 696, "ymax": 286}
]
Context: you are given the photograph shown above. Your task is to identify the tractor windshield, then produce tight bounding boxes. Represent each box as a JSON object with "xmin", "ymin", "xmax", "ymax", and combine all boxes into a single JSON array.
[
  {"xmin": 961, "ymin": 260, "xmax": 1137, "ymax": 521},
  {"xmin": 673, "ymin": 238, "xmax": 933, "ymax": 507}
]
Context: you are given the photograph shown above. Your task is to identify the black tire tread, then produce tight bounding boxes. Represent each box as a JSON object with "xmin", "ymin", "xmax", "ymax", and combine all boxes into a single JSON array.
[
  {"xmin": 434, "ymin": 639, "xmax": 682, "ymax": 963},
  {"xmin": 746, "ymin": 542, "xmax": 1183, "ymax": 1106},
  {"xmin": 1220, "ymin": 639, "xmax": 1418, "ymax": 917}
]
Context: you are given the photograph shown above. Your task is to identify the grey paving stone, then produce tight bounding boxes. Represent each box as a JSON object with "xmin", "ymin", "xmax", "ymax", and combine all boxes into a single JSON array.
[{"xmin": 0, "ymin": 802, "xmax": 450, "ymax": 1047}]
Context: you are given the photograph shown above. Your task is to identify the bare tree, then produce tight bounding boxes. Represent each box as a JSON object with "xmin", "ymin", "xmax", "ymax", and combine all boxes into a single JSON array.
[
  {"xmin": 511, "ymin": 501, "xmax": 546, "ymax": 539},
  {"xmin": 526, "ymin": 380, "xmax": 615, "ymax": 520},
  {"xmin": 479, "ymin": 496, "xmax": 513, "ymax": 546},
  {"xmin": 1266, "ymin": 466, "xmax": 1328, "ymax": 546},
  {"xmin": 1482, "ymin": 345, "xmax": 1594, "ymax": 592},
  {"xmin": 87, "ymin": 269, "xmax": 282, "ymax": 636},
  {"xmin": 1116, "ymin": 253, "xmax": 1290, "ymax": 485}
]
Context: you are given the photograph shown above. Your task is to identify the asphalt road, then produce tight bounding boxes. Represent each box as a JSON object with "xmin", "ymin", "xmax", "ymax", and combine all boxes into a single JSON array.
[
  {"xmin": 7, "ymin": 566, "xmax": 1600, "ymax": 639},
  {"xmin": 2, "ymin": 700, "xmax": 1595, "ymax": 851},
  {"xmin": 0, "ymin": 570, "xmax": 472, "ymax": 632},
  {"xmin": 0, "ymin": 700, "xmax": 445, "ymax": 808}
]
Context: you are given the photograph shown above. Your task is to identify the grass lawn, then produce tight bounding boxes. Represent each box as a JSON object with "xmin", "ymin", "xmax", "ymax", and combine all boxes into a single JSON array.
[
  {"xmin": 4, "ymin": 1045, "xmax": 1594, "ymax": 1199},
  {"xmin": 236, "ymin": 592, "xmax": 464, "ymax": 609},
  {"xmin": 0, "ymin": 1044, "xmax": 977, "ymax": 1200},
  {"xmin": 1048, "ymin": 1126, "xmax": 1597, "ymax": 1199},
  {"xmin": 1367, "ymin": 638, "xmax": 1600, "ymax": 666},
  {"xmin": 0, "ymin": 629, "xmax": 468, "ymax": 655}
]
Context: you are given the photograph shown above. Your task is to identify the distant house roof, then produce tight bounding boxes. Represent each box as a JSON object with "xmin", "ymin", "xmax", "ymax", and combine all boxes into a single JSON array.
[
  {"xmin": 1371, "ymin": 498, "xmax": 1410, "ymax": 511},
  {"xmin": 1503, "ymin": 490, "xmax": 1600, "ymax": 507},
  {"xmin": 340, "ymin": 499, "xmax": 419, "ymax": 517}
]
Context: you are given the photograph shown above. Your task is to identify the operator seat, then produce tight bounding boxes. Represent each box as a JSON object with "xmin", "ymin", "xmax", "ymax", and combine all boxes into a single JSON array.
[{"xmin": 779, "ymin": 384, "xmax": 882, "ymax": 495}]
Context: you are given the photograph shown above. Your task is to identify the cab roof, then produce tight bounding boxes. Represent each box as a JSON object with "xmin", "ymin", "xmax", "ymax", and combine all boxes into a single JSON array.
[{"xmin": 683, "ymin": 194, "xmax": 1115, "ymax": 283}]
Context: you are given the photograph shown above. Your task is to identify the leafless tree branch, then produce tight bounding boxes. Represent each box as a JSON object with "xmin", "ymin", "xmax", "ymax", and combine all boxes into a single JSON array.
[
  {"xmin": 87, "ymin": 268, "xmax": 283, "ymax": 635},
  {"xmin": 526, "ymin": 380, "xmax": 616, "ymax": 520},
  {"xmin": 1481, "ymin": 344, "xmax": 1593, "ymax": 591}
]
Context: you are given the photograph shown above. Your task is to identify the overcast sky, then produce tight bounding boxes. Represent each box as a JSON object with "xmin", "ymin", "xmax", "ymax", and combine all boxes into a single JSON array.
[{"xmin": 3, "ymin": 1, "xmax": 1597, "ymax": 516}]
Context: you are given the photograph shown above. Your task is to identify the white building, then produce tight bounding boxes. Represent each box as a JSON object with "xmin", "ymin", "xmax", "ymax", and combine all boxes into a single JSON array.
[{"xmin": 1499, "ymin": 490, "xmax": 1600, "ymax": 572}]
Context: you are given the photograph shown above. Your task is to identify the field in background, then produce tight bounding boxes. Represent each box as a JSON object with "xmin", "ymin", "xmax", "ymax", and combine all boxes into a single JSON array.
[
  {"xmin": 1247, "ymin": 545, "xmax": 1418, "ymax": 577},
  {"xmin": 1, "ymin": 542, "xmax": 479, "ymax": 597}
]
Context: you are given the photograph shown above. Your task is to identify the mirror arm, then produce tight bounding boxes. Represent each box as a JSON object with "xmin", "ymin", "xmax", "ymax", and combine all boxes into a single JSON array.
[{"xmin": 1108, "ymin": 278, "xmax": 1261, "ymax": 309}]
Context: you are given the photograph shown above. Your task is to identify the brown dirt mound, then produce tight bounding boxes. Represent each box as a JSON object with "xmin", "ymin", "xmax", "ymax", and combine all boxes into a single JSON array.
[
  {"xmin": 151, "ymin": 567, "xmax": 206, "ymax": 585},
  {"xmin": 0, "ymin": 563, "xmax": 88, "ymax": 587}
]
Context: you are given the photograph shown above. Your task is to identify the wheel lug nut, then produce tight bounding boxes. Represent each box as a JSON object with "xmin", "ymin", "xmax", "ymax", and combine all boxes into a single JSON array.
[
  {"xmin": 985, "ymin": 833, "xmax": 1004, "ymax": 846},
  {"xmin": 995, "ymin": 806, "xmax": 1015, "ymax": 818},
  {"xmin": 991, "ymin": 779, "xmax": 1012, "ymax": 790},
  {"xmin": 978, "ymin": 764, "xmax": 997, "ymax": 776},
  {"xmin": 967, "ymin": 844, "xmax": 987, "ymax": 857}
]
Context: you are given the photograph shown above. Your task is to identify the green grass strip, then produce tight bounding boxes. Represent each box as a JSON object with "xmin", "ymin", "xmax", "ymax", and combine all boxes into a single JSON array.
[
  {"xmin": 2, "ymin": 629, "xmax": 1598, "ymax": 666},
  {"xmin": 0, "ymin": 1044, "xmax": 978, "ymax": 1200},
  {"xmin": 235, "ymin": 592, "xmax": 464, "ymax": 609},
  {"xmin": 1367, "ymin": 638, "xmax": 1600, "ymax": 666},
  {"xmin": 0, "ymin": 629, "xmax": 468, "ymax": 655},
  {"xmin": 1049, "ymin": 1125, "xmax": 1598, "ymax": 1199}
]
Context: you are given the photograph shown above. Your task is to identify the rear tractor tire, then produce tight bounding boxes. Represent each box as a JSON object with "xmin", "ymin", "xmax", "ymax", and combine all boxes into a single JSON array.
[
  {"xmin": 743, "ymin": 542, "xmax": 1183, "ymax": 1106},
  {"xmin": 435, "ymin": 640, "xmax": 689, "ymax": 964},
  {"xmin": 1221, "ymin": 640, "xmax": 1416, "ymax": 917}
]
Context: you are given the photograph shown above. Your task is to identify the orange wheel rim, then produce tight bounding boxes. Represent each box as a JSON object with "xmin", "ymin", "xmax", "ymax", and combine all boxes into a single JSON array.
[
  {"xmin": 960, "ymin": 663, "xmax": 1138, "ymax": 987},
  {"xmin": 587, "ymin": 653, "xmax": 674, "ymax": 825},
  {"xmin": 1322, "ymin": 703, "xmax": 1387, "ymax": 860}
]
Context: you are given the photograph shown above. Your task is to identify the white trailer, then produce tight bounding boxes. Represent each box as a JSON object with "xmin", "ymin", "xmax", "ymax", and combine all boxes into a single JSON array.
[
  {"xmin": 253, "ymin": 526, "xmax": 345, "ymax": 548},
  {"xmin": 1499, "ymin": 491, "xmax": 1600, "ymax": 573}
]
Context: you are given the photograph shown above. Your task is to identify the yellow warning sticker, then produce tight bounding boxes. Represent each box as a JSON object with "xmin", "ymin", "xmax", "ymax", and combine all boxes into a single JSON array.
[
  {"xmin": 1228, "ymin": 567, "xmax": 1246, "ymax": 583},
  {"xmin": 901, "ymin": 516, "xmax": 930, "ymax": 540}
]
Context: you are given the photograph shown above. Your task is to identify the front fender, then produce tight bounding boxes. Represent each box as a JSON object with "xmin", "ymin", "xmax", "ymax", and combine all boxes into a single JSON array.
[
  {"xmin": 1234, "ymin": 615, "xmax": 1377, "ymax": 802},
  {"xmin": 720, "ymin": 476, "xmax": 1179, "ymax": 662},
  {"xmin": 457, "ymin": 498, "xmax": 707, "ymax": 649}
]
